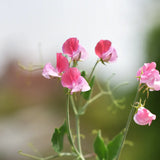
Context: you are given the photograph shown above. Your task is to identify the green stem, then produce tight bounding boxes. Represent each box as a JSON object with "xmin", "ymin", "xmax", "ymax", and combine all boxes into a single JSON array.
[
  {"xmin": 44, "ymin": 152, "xmax": 75, "ymax": 160},
  {"xmin": 66, "ymin": 94, "xmax": 79, "ymax": 155},
  {"xmin": 80, "ymin": 91, "xmax": 109, "ymax": 114},
  {"xmin": 70, "ymin": 95, "xmax": 84, "ymax": 159},
  {"xmin": 70, "ymin": 95, "xmax": 78, "ymax": 115},
  {"xmin": 18, "ymin": 151, "xmax": 41, "ymax": 160},
  {"xmin": 76, "ymin": 114, "xmax": 82, "ymax": 154},
  {"xmin": 116, "ymin": 84, "xmax": 140, "ymax": 160},
  {"xmin": 19, "ymin": 151, "xmax": 75, "ymax": 160},
  {"xmin": 88, "ymin": 60, "xmax": 99, "ymax": 81}
]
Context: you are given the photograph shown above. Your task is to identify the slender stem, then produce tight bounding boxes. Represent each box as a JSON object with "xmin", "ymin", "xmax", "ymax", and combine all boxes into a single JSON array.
[
  {"xmin": 84, "ymin": 153, "xmax": 96, "ymax": 159},
  {"xmin": 76, "ymin": 114, "xmax": 82, "ymax": 154},
  {"xmin": 70, "ymin": 95, "xmax": 78, "ymax": 115},
  {"xmin": 18, "ymin": 62, "xmax": 43, "ymax": 72},
  {"xmin": 88, "ymin": 60, "xmax": 99, "ymax": 81},
  {"xmin": 80, "ymin": 91, "xmax": 109, "ymax": 114},
  {"xmin": 116, "ymin": 84, "xmax": 140, "ymax": 160},
  {"xmin": 18, "ymin": 151, "xmax": 41, "ymax": 160},
  {"xmin": 43, "ymin": 155, "xmax": 59, "ymax": 160},
  {"xmin": 70, "ymin": 95, "xmax": 84, "ymax": 159},
  {"xmin": 44, "ymin": 152, "xmax": 75, "ymax": 160},
  {"xmin": 112, "ymin": 82, "xmax": 129, "ymax": 92},
  {"xmin": 19, "ymin": 151, "xmax": 75, "ymax": 160},
  {"xmin": 66, "ymin": 94, "xmax": 79, "ymax": 155}
]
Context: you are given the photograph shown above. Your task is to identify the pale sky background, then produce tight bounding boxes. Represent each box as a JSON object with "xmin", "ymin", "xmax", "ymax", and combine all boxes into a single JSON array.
[{"xmin": 0, "ymin": 0, "xmax": 160, "ymax": 87}]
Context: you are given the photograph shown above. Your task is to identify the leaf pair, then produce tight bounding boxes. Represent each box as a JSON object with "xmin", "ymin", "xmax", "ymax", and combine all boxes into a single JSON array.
[{"xmin": 94, "ymin": 131, "xmax": 123, "ymax": 160}]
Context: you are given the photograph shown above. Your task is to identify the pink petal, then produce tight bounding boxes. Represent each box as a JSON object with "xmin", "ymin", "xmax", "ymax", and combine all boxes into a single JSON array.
[
  {"xmin": 62, "ymin": 38, "xmax": 79, "ymax": 57},
  {"xmin": 56, "ymin": 53, "xmax": 69, "ymax": 73},
  {"xmin": 95, "ymin": 40, "xmax": 111, "ymax": 58},
  {"xmin": 61, "ymin": 68, "xmax": 80, "ymax": 89},
  {"xmin": 136, "ymin": 62, "xmax": 160, "ymax": 87},
  {"xmin": 133, "ymin": 107, "xmax": 156, "ymax": 126},
  {"xmin": 108, "ymin": 47, "xmax": 118, "ymax": 62},
  {"xmin": 148, "ymin": 80, "xmax": 160, "ymax": 91},
  {"xmin": 72, "ymin": 45, "xmax": 88, "ymax": 61},
  {"xmin": 71, "ymin": 76, "xmax": 90, "ymax": 93},
  {"xmin": 101, "ymin": 46, "xmax": 117, "ymax": 62},
  {"xmin": 144, "ymin": 62, "xmax": 156, "ymax": 72},
  {"xmin": 42, "ymin": 63, "xmax": 60, "ymax": 79}
]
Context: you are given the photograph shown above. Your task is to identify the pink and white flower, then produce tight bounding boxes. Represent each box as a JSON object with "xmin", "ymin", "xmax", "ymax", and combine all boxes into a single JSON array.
[
  {"xmin": 61, "ymin": 67, "xmax": 90, "ymax": 94},
  {"xmin": 42, "ymin": 53, "xmax": 69, "ymax": 79},
  {"xmin": 133, "ymin": 107, "xmax": 156, "ymax": 126},
  {"xmin": 62, "ymin": 38, "xmax": 88, "ymax": 61},
  {"xmin": 136, "ymin": 62, "xmax": 160, "ymax": 91},
  {"xmin": 95, "ymin": 40, "xmax": 117, "ymax": 62}
]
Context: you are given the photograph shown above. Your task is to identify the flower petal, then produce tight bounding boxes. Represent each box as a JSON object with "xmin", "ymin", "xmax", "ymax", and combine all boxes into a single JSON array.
[
  {"xmin": 71, "ymin": 76, "xmax": 90, "ymax": 93},
  {"xmin": 136, "ymin": 62, "xmax": 160, "ymax": 91},
  {"xmin": 72, "ymin": 45, "xmax": 88, "ymax": 61},
  {"xmin": 95, "ymin": 40, "xmax": 111, "ymax": 58},
  {"xmin": 42, "ymin": 63, "xmax": 60, "ymax": 79},
  {"xmin": 62, "ymin": 38, "xmax": 79, "ymax": 57},
  {"xmin": 56, "ymin": 53, "xmax": 69, "ymax": 73},
  {"xmin": 108, "ymin": 47, "xmax": 118, "ymax": 62},
  {"xmin": 61, "ymin": 68, "xmax": 80, "ymax": 89},
  {"xmin": 133, "ymin": 107, "xmax": 156, "ymax": 126}
]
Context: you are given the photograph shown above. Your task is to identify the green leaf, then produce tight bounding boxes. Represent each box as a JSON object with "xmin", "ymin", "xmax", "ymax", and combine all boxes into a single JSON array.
[
  {"xmin": 81, "ymin": 71, "xmax": 86, "ymax": 77},
  {"xmin": 82, "ymin": 75, "xmax": 95, "ymax": 100},
  {"xmin": 94, "ymin": 131, "xmax": 108, "ymax": 160},
  {"xmin": 51, "ymin": 121, "xmax": 67, "ymax": 153},
  {"xmin": 107, "ymin": 131, "xmax": 123, "ymax": 160}
]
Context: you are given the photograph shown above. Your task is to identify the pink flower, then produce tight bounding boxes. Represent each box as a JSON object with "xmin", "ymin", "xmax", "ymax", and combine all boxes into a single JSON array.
[
  {"xmin": 133, "ymin": 107, "xmax": 156, "ymax": 126},
  {"xmin": 147, "ymin": 79, "xmax": 160, "ymax": 91},
  {"xmin": 42, "ymin": 53, "xmax": 69, "ymax": 79},
  {"xmin": 136, "ymin": 62, "xmax": 160, "ymax": 91},
  {"xmin": 61, "ymin": 67, "xmax": 90, "ymax": 94},
  {"xmin": 62, "ymin": 37, "xmax": 88, "ymax": 61},
  {"xmin": 95, "ymin": 40, "xmax": 118, "ymax": 62}
]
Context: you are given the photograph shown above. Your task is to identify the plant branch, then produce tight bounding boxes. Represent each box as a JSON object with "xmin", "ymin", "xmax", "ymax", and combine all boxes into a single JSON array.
[
  {"xmin": 76, "ymin": 114, "xmax": 82, "ymax": 155},
  {"xmin": 18, "ymin": 151, "xmax": 41, "ymax": 160},
  {"xmin": 18, "ymin": 62, "xmax": 43, "ymax": 72},
  {"xmin": 66, "ymin": 94, "xmax": 79, "ymax": 155},
  {"xmin": 70, "ymin": 95, "xmax": 78, "ymax": 115},
  {"xmin": 19, "ymin": 151, "xmax": 76, "ymax": 160},
  {"xmin": 70, "ymin": 95, "xmax": 84, "ymax": 159},
  {"xmin": 116, "ymin": 83, "xmax": 140, "ymax": 160},
  {"xmin": 80, "ymin": 91, "xmax": 110, "ymax": 114},
  {"xmin": 88, "ymin": 60, "xmax": 100, "ymax": 81}
]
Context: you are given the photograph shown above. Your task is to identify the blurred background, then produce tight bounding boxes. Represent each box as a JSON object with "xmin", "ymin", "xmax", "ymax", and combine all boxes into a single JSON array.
[{"xmin": 0, "ymin": 0, "xmax": 160, "ymax": 160}]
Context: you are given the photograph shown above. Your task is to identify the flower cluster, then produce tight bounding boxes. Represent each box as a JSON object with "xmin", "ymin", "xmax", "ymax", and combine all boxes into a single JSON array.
[
  {"xmin": 42, "ymin": 37, "xmax": 158, "ymax": 127},
  {"xmin": 133, "ymin": 62, "xmax": 160, "ymax": 126},
  {"xmin": 137, "ymin": 62, "xmax": 160, "ymax": 91},
  {"xmin": 42, "ymin": 38, "xmax": 117, "ymax": 94}
]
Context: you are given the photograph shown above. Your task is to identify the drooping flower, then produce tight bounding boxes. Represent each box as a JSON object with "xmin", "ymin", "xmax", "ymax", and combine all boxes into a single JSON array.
[
  {"xmin": 62, "ymin": 37, "xmax": 88, "ymax": 61},
  {"xmin": 136, "ymin": 62, "xmax": 160, "ymax": 91},
  {"xmin": 133, "ymin": 107, "xmax": 156, "ymax": 126},
  {"xmin": 95, "ymin": 40, "xmax": 118, "ymax": 62},
  {"xmin": 42, "ymin": 53, "xmax": 69, "ymax": 79},
  {"xmin": 61, "ymin": 67, "xmax": 90, "ymax": 94}
]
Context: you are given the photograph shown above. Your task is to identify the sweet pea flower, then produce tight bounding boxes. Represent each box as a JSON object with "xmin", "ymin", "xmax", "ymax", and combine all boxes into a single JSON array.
[
  {"xmin": 95, "ymin": 40, "xmax": 118, "ymax": 62},
  {"xmin": 133, "ymin": 107, "xmax": 156, "ymax": 126},
  {"xmin": 136, "ymin": 62, "xmax": 160, "ymax": 91},
  {"xmin": 62, "ymin": 37, "xmax": 88, "ymax": 61},
  {"xmin": 42, "ymin": 53, "xmax": 69, "ymax": 79},
  {"xmin": 61, "ymin": 67, "xmax": 90, "ymax": 94}
]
